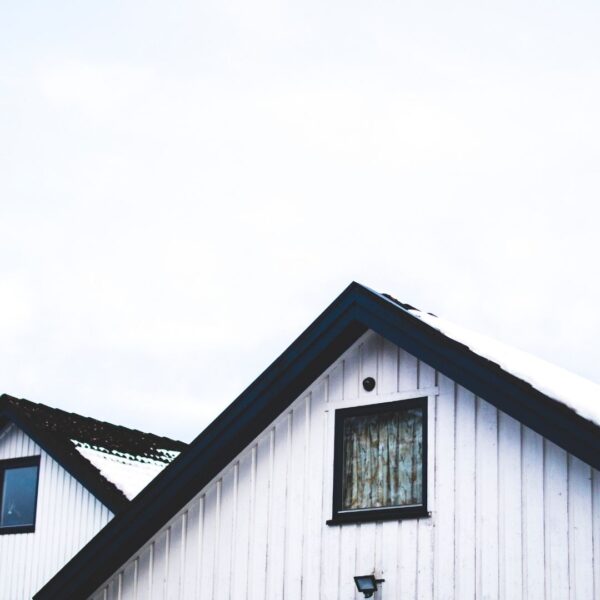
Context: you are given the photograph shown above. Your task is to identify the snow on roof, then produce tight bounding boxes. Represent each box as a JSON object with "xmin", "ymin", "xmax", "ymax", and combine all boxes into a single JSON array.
[
  {"xmin": 409, "ymin": 309, "xmax": 600, "ymax": 429},
  {"xmin": 72, "ymin": 441, "xmax": 180, "ymax": 500}
]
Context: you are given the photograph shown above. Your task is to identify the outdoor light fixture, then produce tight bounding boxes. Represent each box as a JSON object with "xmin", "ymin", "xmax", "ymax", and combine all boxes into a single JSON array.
[{"xmin": 354, "ymin": 574, "xmax": 385, "ymax": 598}]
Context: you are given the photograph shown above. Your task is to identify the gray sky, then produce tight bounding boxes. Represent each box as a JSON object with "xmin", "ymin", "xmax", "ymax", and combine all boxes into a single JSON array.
[{"xmin": 1, "ymin": 1, "xmax": 599, "ymax": 442}]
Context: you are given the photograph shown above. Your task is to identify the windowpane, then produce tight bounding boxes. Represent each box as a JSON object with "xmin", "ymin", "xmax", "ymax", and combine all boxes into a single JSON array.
[
  {"xmin": 342, "ymin": 407, "xmax": 423, "ymax": 510},
  {"xmin": 1, "ymin": 466, "xmax": 39, "ymax": 527}
]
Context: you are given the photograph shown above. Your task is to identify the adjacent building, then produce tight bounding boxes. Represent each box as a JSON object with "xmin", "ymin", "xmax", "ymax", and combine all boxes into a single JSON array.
[{"xmin": 0, "ymin": 395, "xmax": 186, "ymax": 600}]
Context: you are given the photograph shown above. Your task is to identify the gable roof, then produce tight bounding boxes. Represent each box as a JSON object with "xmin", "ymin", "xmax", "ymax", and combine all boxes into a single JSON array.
[
  {"xmin": 0, "ymin": 394, "xmax": 187, "ymax": 512},
  {"xmin": 35, "ymin": 282, "xmax": 600, "ymax": 599}
]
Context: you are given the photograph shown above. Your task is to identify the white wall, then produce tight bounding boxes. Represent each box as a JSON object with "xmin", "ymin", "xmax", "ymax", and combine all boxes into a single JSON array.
[
  {"xmin": 0, "ymin": 423, "xmax": 113, "ymax": 600},
  {"xmin": 91, "ymin": 331, "xmax": 600, "ymax": 599}
]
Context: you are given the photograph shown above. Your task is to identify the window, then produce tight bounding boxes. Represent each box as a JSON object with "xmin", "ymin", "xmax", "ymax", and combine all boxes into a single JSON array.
[
  {"xmin": 328, "ymin": 398, "xmax": 428, "ymax": 525},
  {"xmin": 0, "ymin": 456, "xmax": 40, "ymax": 534}
]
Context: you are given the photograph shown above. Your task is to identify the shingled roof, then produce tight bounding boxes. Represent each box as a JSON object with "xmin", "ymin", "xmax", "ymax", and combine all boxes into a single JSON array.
[{"xmin": 0, "ymin": 394, "xmax": 187, "ymax": 512}]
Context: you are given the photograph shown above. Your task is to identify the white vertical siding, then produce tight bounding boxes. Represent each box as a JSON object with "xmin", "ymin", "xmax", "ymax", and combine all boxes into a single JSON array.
[
  {"xmin": 0, "ymin": 424, "xmax": 113, "ymax": 600},
  {"xmin": 91, "ymin": 331, "xmax": 600, "ymax": 599}
]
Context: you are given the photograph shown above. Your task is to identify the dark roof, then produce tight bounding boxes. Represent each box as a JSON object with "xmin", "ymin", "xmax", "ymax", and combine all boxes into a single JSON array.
[
  {"xmin": 35, "ymin": 282, "xmax": 600, "ymax": 600},
  {"xmin": 0, "ymin": 394, "xmax": 187, "ymax": 513}
]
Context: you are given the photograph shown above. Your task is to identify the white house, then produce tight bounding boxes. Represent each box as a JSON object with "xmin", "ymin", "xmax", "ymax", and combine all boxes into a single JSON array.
[
  {"xmin": 0, "ymin": 394, "xmax": 186, "ymax": 600},
  {"xmin": 37, "ymin": 283, "xmax": 600, "ymax": 599}
]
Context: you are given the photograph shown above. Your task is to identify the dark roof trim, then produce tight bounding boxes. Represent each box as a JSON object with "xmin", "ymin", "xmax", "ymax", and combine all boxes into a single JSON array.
[
  {"xmin": 356, "ymin": 295, "xmax": 600, "ymax": 466},
  {"xmin": 35, "ymin": 282, "xmax": 600, "ymax": 599},
  {"xmin": 0, "ymin": 398, "xmax": 129, "ymax": 514}
]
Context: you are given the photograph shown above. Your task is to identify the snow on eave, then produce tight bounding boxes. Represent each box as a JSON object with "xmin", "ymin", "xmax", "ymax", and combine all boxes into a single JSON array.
[
  {"xmin": 408, "ymin": 309, "xmax": 600, "ymax": 429},
  {"xmin": 71, "ymin": 441, "xmax": 181, "ymax": 500}
]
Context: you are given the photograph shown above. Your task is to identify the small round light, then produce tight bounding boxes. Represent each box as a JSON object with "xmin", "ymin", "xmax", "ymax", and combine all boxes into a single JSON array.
[{"xmin": 362, "ymin": 377, "xmax": 376, "ymax": 392}]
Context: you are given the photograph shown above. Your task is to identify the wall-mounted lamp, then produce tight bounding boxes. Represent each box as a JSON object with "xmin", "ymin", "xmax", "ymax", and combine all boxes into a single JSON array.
[{"xmin": 354, "ymin": 574, "xmax": 385, "ymax": 598}]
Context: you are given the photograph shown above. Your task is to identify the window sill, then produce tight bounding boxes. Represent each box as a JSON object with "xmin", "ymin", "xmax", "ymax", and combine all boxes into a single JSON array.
[
  {"xmin": 0, "ymin": 525, "xmax": 35, "ymax": 535},
  {"xmin": 326, "ymin": 506, "xmax": 430, "ymax": 526}
]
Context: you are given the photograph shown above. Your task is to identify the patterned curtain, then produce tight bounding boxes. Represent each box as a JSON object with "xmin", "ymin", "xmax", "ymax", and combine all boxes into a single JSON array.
[{"xmin": 342, "ymin": 408, "xmax": 423, "ymax": 510}]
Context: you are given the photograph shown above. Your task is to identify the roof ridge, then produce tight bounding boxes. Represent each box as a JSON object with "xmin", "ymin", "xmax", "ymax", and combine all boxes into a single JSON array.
[{"xmin": 379, "ymin": 292, "xmax": 420, "ymax": 312}]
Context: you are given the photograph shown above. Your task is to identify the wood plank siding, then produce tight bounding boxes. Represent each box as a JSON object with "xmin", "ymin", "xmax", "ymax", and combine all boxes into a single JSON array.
[
  {"xmin": 90, "ymin": 331, "xmax": 599, "ymax": 600},
  {"xmin": 0, "ymin": 423, "xmax": 113, "ymax": 600}
]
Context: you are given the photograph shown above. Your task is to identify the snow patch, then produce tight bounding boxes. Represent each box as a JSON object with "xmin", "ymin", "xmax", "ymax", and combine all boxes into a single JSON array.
[
  {"xmin": 72, "ymin": 441, "xmax": 180, "ymax": 500},
  {"xmin": 409, "ymin": 310, "xmax": 600, "ymax": 429}
]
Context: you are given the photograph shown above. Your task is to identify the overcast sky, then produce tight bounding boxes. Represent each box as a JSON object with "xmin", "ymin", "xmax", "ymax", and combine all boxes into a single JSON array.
[{"xmin": 1, "ymin": 1, "xmax": 599, "ymax": 442}]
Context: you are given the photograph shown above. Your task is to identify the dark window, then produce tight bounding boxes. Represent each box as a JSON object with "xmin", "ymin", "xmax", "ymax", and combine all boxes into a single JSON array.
[
  {"xmin": 328, "ymin": 398, "xmax": 428, "ymax": 525},
  {"xmin": 0, "ymin": 456, "xmax": 40, "ymax": 534}
]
